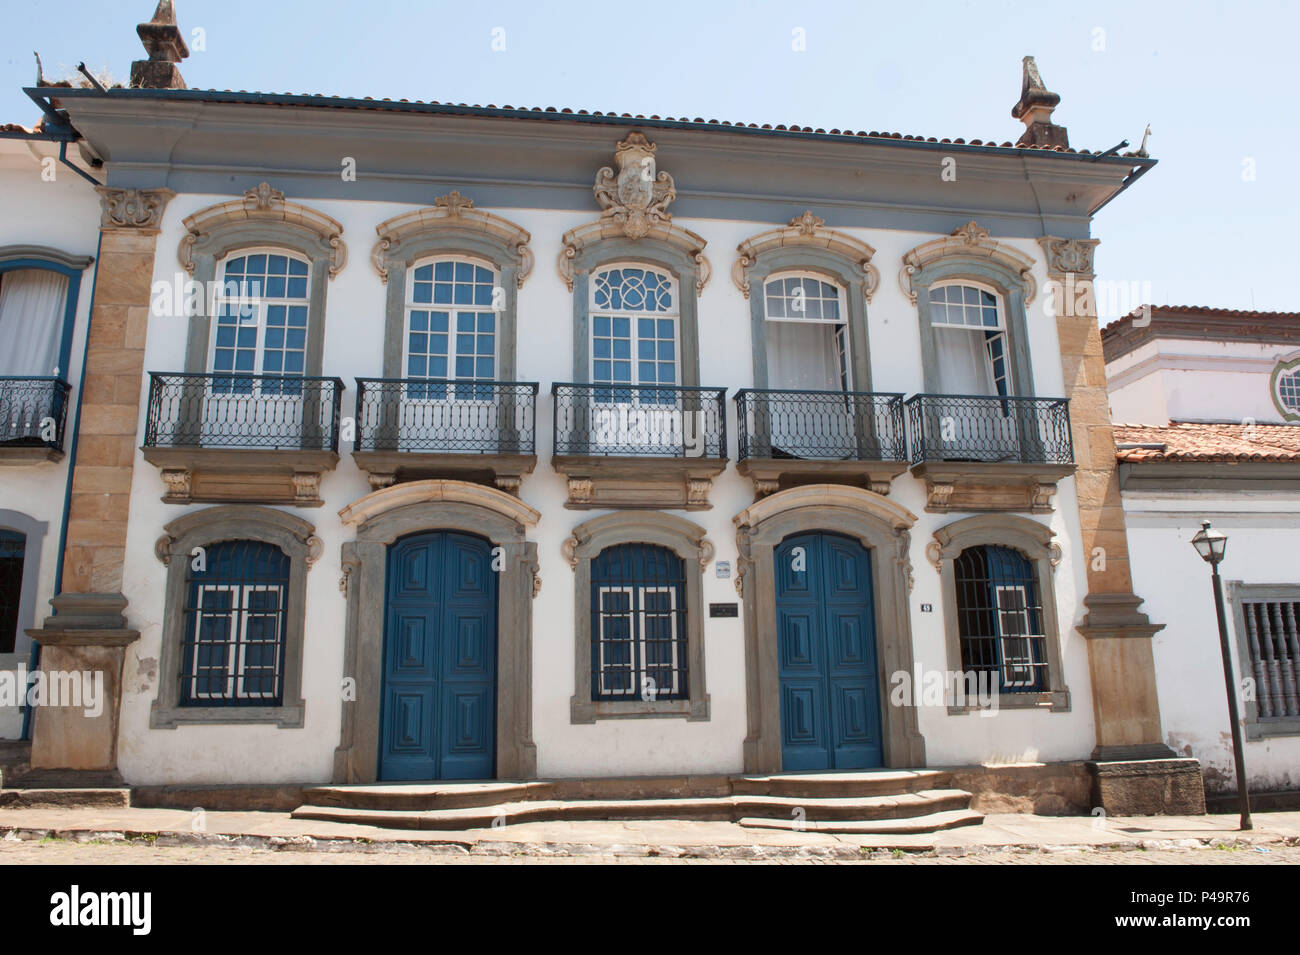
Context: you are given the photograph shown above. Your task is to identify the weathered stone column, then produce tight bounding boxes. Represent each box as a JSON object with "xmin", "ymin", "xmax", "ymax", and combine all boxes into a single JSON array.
[
  {"xmin": 25, "ymin": 187, "xmax": 174, "ymax": 785},
  {"xmin": 1040, "ymin": 237, "xmax": 1204, "ymax": 814}
]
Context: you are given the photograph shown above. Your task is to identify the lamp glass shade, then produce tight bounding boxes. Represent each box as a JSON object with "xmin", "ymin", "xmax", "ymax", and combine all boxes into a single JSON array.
[{"xmin": 1191, "ymin": 522, "xmax": 1228, "ymax": 563}]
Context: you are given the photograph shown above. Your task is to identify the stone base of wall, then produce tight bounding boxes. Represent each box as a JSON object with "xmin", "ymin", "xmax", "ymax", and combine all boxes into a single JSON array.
[
  {"xmin": 948, "ymin": 762, "xmax": 1093, "ymax": 815},
  {"xmin": 1087, "ymin": 758, "xmax": 1206, "ymax": 815},
  {"xmin": 131, "ymin": 784, "xmax": 309, "ymax": 812}
]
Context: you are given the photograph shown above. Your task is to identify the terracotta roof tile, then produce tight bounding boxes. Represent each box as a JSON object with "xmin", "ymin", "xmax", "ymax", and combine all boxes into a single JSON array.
[
  {"xmin": 1101, "ymin": 305, "xmax": 1300, "ymax": 337},
  {"xmin": 131, "ymin": 88, "xmax": 1144, "ymax": 158},
  {"xmin": 1114, "ymin": 422, "xmax": 1300, "ymax": 463}
]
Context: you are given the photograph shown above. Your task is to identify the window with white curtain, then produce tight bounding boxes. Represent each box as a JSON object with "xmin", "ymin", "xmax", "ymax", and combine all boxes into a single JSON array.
[
  {"xmin": 929, "ymin": 283, "xmax": 1010, "ymax": 397},
  {"xmin": 0, "ymin": 269, "xmax": 69, "ymax": 377},
  {"xmin": 762, "ymin": 273, "xmax": 850, "ymax": 392}
]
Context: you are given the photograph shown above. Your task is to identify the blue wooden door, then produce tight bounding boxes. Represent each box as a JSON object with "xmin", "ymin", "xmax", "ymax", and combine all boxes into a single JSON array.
[
  {"xmin": 775, "ymin": 532, "xmax": 882, "ymax": 770},
  {"xmin": 380, "ymin": 531, "xmax": 497, "ymax": 780}
]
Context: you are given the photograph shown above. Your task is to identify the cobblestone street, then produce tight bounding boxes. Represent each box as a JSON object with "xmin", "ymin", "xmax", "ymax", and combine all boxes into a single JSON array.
[{"xmin": 4, "ymin": 834, "xmax": 1297, "ymax": 865}]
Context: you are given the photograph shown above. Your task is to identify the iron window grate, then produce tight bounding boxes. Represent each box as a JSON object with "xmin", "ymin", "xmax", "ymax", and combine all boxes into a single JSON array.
[
  {"xmin": 180, "ymin": 540, "xmax": 290, "ymax": 707},
  {"xmin": 591, "ymin": 543, "xmax": 688, "ymax": 702},
  {"xmin": 1241, "ymin": 599, "xmax": 1300, "ymax": 719},
  {"xmin": 954, "ymin": 544, "xmax": 1049, "ymax": 693}
]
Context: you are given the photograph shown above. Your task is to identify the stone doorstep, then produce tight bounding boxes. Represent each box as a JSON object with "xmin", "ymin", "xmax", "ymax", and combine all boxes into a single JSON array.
[{"xmin": 289, "ymin": 789, "xmax": 978, "ymax": 832}]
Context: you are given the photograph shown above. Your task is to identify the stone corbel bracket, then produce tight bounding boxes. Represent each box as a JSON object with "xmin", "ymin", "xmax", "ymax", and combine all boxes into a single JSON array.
[
  {"xmin": 178, "ymin": 182, "xmax": 347, "ymax": 278},
  {"xmin": 370, "ymin": 191, "xmax": 534, "ymax": 286},
  {"xmin": 558, "ymin": 218, "xmax": 711, "ymax": 295},
  {"xmin": 732, "ymin": 211, "xmax": 879, "ymax": 302},
  {"xmin": 98, "ymin": 186, "xmax": 175, "ymax": 233},
  {"xmin": 1037, "ymin": 236, "xmax": 1099, "ymax": 278},
  {"xmin": 898, "ymin": 220, "xmax": 1036, "ymax": 306}
]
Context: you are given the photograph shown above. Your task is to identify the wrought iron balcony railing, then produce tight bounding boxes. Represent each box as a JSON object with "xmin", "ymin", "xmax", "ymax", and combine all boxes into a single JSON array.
[
  {"xmin": 0, "ymin": 377, "xmax": 71, "ymax": 452},
  {"xmin": 905, "ymin": 394, "xmax": 1074, "ymax": 466},
  {"xmin": 552, "ymin": 382, "xmax": 727, "ymax": 458},
  {"xmin": 143, "ymin": 372, "xmax": 345, "ymax": 452},
  {"xmin": 735, "ymin": 388, "xmax": 907, "ymax": 462},
  {"xmin": 354, "ymin": 378, "xmax": 538, "ymax": 454}
]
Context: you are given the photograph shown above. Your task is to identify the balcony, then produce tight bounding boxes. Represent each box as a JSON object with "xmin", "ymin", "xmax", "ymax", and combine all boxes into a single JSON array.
[
  {"xmin": 735, "ymin": 389, "xmax": 909, "ymax": 496},
  {"xmin": 141, "ymin": 372, "xmax": 344, "ymax": 506},
  {"xmin": 905, "ymin": 394, "xmax": 1076, "ymax": 513},
  {"xmin": 551, "ymin": 382, "xmax": 728, "ymax": 509},
  {"xmin": 352, "ymin": 378, "xmax": 538, "ymax": 493},
  {"xmin": 0, "ymin": 377, "xmax": 71, "ymax": 464}
]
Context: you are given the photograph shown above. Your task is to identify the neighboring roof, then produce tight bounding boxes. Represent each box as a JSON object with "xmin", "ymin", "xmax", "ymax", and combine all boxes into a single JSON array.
[
  {"xmin": 32, "ymin": 86, "xmax": 1153, "ymax": 163},
  {"xmin": 1114, "ymin": 422, "xmax": 1300, "ymax": 463},
  {"xmin": 1102, "ymin": 305, "xmax": 1300, "ymax": 363}
]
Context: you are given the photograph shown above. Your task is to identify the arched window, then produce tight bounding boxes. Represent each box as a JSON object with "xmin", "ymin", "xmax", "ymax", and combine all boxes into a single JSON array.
[
  {"xmin": 762, "ymin": 272, "xmax": 851, "ymax": 392},
  {"xmin": 0, "ymin": 529, "xmax": 24, "ymax": 654},
  {"xmin": 953, "ymin": 544, "xmax": 1046, "ymax": 693},
  {"xmin": 210, "ymin": 249, "xmax": 311, "ymax": 396},
  {"xmin": 590, "ymin": 542, "xmax": 687, "ymax": 701},
  {"xmin": 181, "ymin": 539, "xmax": 291, "ymax": 706},
  {"xmin": 590, "ymin": 265, "xmax": 679, "ymax": 392},
  {"xmin": 928, "ymin": 282, "xmax": 1010, "ymax": 397},
  {"xmin": 405, "ymin": 257, "xmax": 498, "ymax": 399}
]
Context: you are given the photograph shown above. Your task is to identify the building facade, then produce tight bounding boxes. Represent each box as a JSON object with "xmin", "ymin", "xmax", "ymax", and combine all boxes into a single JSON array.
[
  {"xmin": 2, "ymin": 4, "xmax": 1204, "ymax": 813},
  {"xmin": 1107, "ymin": 305, "xmax": 1300, "ymax": 798}
]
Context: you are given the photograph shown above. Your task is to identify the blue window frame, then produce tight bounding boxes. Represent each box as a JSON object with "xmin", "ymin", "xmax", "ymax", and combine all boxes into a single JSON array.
[
  {"xmin": 0, "ymin": 530, "xmax": 24, "ymax": 654},
  {"xmin": 0, "ymin": 255, "xmax": 86, "ymax": 382},
  {"xmin": 954, "ymin": 545, "xmax": 1047, "ymax": 693},
  {"xmin": 590, "ymin": 543, "xmax": 687, "ymax": 701},
  {"xmin": 406, "ymin": 259, "xmax": 497, "ymax": 400},
  {"xmin": 210, "ymin": 251, "xmax": 310, "ymax": 397},
  {"xmin": 181, "ymin": 540, "xmax": 290, "ymax": 706}
]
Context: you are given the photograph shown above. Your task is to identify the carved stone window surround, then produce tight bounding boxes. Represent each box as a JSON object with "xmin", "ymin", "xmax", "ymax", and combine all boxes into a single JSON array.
[
  {"xmin": 564, "ymin": 512, "xmax": 713, "ymax": 723},
  {"xmin": 150, "ymin": 505, "xmax": 321, "ymax": 728},
  {"xmin": 926, "ymin": 513, "xmax": 1071, "ymax": 714}
]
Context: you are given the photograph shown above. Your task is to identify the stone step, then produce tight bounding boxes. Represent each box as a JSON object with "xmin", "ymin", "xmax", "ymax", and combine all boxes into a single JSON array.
[
  {"xmin": 302, "ymin": 769, "xmax": 956, "ymax": 812},
  {"xmin": 0, "ymin": 788, "xmax": 131, "ymax": 809},
  {"xmin": 738, "ymin": 808, "xmax": 985, "ymax": 835},
  {"xmin": 290, "ymin": 788, "xmax": 974, "ymax": 831}
]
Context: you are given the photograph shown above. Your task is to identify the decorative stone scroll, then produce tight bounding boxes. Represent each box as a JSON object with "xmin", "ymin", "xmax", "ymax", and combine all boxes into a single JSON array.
[
  {"xmin": 177, "ymin": 182, "xmax": 347, "ymax": 278},
  {"xmin": 97, "ymin": 187, "xmax": 175, "ymax": 232},
  {"xmin": 370, "ymin": 191, "xmax": 534, "ymax": 286},
  {"xmin": 898, "ymin": 220, "xmax": 1036, "ymax": 306},
  {"xmin": 732, "ymin": 211, "xmax": 880, "ymax": 302}
]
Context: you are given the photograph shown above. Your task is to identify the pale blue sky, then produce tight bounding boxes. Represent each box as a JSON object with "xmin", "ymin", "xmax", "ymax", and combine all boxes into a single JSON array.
[{"xmin": 5, "ymin": 0, "xmax": 1297, "ymax": 311}]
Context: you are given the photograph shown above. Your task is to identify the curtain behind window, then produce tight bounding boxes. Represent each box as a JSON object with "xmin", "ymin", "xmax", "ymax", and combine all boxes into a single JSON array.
[
  {"xmin": 0, "ymin": 270, "xmax": 68, "ymax": 377},
  {"xmin": 933, "ymin": 327, "xmax": 996, "ymax": 395}
]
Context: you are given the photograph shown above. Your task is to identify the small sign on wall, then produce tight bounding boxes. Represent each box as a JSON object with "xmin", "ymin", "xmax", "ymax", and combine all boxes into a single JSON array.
[
  {"xmin": 715, "ymin": 561, "xmax": 731, "ymax": 579},
  {"xmin": 920, "ymin": 603, "xmax": 934, "ymax": 613},
  {"xmin": 709, "ymin": 603, "xmax": 739, "ymax": 618}
]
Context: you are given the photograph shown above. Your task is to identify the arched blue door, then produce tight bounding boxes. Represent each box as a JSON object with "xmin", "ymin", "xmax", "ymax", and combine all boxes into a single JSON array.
[
  {"xmin": 380, "ymin": 531, "xmax": 497, "ymax": 780},
  {"xmin": 775, "ymin": 532, "xmax": 882, "ymax": 770}
]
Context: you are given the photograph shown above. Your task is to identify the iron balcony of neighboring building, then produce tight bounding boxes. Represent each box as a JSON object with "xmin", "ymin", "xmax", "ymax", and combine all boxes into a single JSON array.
[
  {"xmin": 351, "ymin": 377, "xmax": 538, "ymax": 493},
  {"xmin": 904, "ymin": 393, "xmax": 1076, "ymax": 513},
  {"xmin": 551, "ymin": 382, "xmax": 728, "ymax": 510},
  {"xmin": 141, "ymin": 371, "xmax": 345, "ymax": 506},
  {"xmin": 0, "ymin": 376, "xmax": 71, "ymax": 464},
  {"xmin": 734, "ymin": 388, "xmax": 910, "ymax": 496}
]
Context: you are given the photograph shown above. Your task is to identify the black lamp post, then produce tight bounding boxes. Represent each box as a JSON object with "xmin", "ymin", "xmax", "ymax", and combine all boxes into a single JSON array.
[{"xmin": 1190, "ymin": 520, "xmax": 1252, "ymax": 830}]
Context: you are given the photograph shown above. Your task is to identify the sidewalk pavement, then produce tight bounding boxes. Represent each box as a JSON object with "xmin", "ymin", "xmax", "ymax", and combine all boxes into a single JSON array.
[{"xmin": 2, "ymin": 806, "xmax": 1298, "ymax": 860}]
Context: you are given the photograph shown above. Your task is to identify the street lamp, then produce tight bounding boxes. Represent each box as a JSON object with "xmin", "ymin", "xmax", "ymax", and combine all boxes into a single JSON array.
[{"xmin": 1190, "ymin": 520, "xmax": 1252, "ymax": 830}]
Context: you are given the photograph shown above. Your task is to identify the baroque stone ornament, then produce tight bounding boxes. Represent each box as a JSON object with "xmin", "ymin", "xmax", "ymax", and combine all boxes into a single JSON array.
[
  {"xmin": 898, "ymin": 220, "xmax": 1037, "ymax": 306},
  {"xmin": 1037, "ymin": 236, "xmax": 1100, "ymax": 277},
  {"xmin": 593, "ymin": 132, "xmax": 676, "ymax": 239},
  {"xmin": 97, "ymin": 186, "xmax": 175, "ymax": 232},
  {"xmin": 732, "ymin": 212, "xmax": 880, "ymax": 302},
  {"xmin": 370, "ymin": 192, "xmax": 534, "ymax": 287},
  {"xmin": 177, "ymin": 184, "xmax": 348, "ymax": 279}
]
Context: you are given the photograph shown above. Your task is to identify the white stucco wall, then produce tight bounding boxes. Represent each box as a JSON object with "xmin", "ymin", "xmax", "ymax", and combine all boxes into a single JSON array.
[
  {"xmin": 111, "ymin": 191, "xmax": 1101, "ymax": 784},
  {"xmin": 0, "ymin": 140, "xmax": 100, "ymax": 738},
  {"xmin": 1125, "ymin": 493, "xmax": 1300, "ymax": 793},
  {"xmin": 1107, "ymin": 338, "xmax": 1297, "ymax": 426}
]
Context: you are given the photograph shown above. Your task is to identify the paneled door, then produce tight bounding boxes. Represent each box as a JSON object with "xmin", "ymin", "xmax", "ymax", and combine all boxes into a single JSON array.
[
  {"xmin": 774, "ymin": 532, "xmax": 882, "ymax": 771},
  {"xmin": 380, "ymin": 531, "xmax": 497, "ymax": 780}
]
